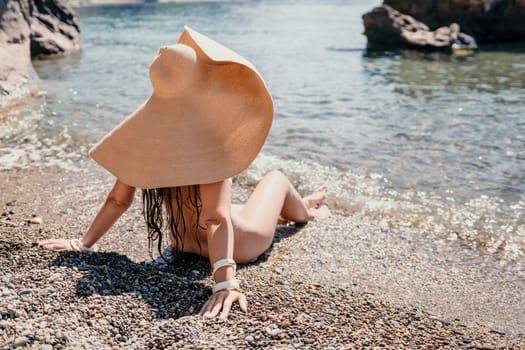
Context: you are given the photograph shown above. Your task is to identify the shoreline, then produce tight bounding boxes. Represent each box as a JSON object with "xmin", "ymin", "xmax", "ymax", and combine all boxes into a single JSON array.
[{"xmin": 1, "ymin": 166, "xmax": 524, "ymax": 348}]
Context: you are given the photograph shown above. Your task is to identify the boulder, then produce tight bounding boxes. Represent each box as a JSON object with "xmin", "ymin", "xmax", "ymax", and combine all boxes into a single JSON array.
[
  {"xmin": 0, "ymin": 0, "xmax": 36, "ymax": 107},
  {"xmin": 29, "ymin": 0, "xmax": 81, "ymax": 58},
  {"xmin": 363, "ymin": 5, "xmax": 477, "ymax": 53},
  {"xmin": 383, "ymin": 0, "xmax": 525, "ymax": 44},
  {"xmin": 0, "ymin": 0, "xmax": 80, "ymax": 107},
  {"xmin": 0, "ymin": 43, "xmax": 39, "ymax": 107}
]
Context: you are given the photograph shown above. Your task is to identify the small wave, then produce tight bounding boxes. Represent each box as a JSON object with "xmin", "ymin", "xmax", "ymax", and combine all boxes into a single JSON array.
[
  {"xmin": 327, "ymin": 47, "xmax": 366, "ymax": 52},
  {"xmin": 0, "ymin": 104, "xmax": 85, "ymax": 171},
  {"xmin": 0, "ymin": 138, "xmax": 84, "ymax": 171},
  {"xmin": 242, "ymin": 154, "xmax": 525, "ymax": 259}
]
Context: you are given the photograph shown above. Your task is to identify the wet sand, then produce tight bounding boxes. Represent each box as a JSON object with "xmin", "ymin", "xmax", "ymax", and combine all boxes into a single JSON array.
[{"xmin": 1, "ymin": 166, "xmax": 523, "ymax": 348}]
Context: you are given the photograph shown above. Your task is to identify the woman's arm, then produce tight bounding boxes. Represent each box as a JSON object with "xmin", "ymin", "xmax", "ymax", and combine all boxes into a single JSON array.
[
  {"xmin": 81, "ymin": 179, "xmax": 136, "ymax": 247},
  {"xmin": 198, "ymin": 179, "xmax": 247, "ymax": 319},
  {"xmin": 39, "ymin": 179, "xmax": 136, "ymax": 250}
]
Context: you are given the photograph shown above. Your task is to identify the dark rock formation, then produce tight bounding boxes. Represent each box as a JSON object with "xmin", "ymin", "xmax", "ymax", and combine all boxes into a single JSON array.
[
  {"xmin": 0, "ymin": 0, "xmax": 80, "ymax": 107},
  {"xmin": 383, "ymin": 0, "xmax": 525, "ymax": 44},
  {"xmin": 363, "ymin": 5, "xmax": 477, "ymax": 53},
  {"xmin": 70, "ymin": 0, "xmax": 148, "ymax": 6},
  {"xmin": 28, "ymin": 0, "xmax": 81, "ymax": 58}
]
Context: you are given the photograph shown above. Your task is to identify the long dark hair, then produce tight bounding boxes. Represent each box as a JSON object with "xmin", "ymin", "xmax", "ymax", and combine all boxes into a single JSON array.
[{"xmin": 142, "ymin": 185, "xmax": 202, "ymax": 262}]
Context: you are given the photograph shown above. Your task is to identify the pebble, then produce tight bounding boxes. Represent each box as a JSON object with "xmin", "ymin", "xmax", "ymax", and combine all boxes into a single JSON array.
[
  {"xmin": 14, "ymin": 336, "xmax": 29, "ymax": 347},
  {"xmin": 269, "ymin": 328, "xmax": 282, "ymax": 339},
  {"xmin": 21, "ymin": 329, "xmax": 33, "ymax": 337},
  {"xmin": 5, "ymin": 306, "xmax": 16, "ymax": 317},
  {"xmin": 0, "ymin": 173, "xmax": 522, "ymax": 349},
  {"xmin": 245, "ymin": 335, "xmax": 255, "ymax": 343},
  {"xmin": 490, "ymin": 329, "xmax": 506, "ymax": 336},
  {"xmin": 29, "ymin": 216, "xmax": 43, "ymax": 224},
  {"xmin": 48, "ymin": 273, "xmax": 61, "ymax": 283}
]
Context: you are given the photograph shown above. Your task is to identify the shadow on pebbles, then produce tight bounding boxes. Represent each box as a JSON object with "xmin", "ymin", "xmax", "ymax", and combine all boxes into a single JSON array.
[{"xmin": 0, "ymin": 167, "xmax": 523, "ymax": 349}]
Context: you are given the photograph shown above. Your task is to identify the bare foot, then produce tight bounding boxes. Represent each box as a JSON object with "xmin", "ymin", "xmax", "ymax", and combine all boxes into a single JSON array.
[
  {"xmin": 302, "ymin": 185, "xmax": 328, "ymax": 210},
  {"xmin": 309, "ymin": 205, "xmax": 331, "ymax": 219},
  {"xmin": 304, "ymin": 185, "xmax": 330, "ymax": 220},
  {"xmin": 277, "ymin": 186, "xmax": 330, "ymax": 225}
]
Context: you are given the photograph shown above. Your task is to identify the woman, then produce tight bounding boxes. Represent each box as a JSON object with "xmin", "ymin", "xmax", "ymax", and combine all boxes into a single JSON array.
[
  {"xmin": 40, "ymin": 173, "xmax": 328, "ymax": 319},
  {"xmin": 39, "ymin": 27, "xmax": 329, "ymax": 320}
]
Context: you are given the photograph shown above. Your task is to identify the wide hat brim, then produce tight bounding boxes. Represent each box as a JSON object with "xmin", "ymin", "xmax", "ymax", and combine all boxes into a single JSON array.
[{"xmin": 89, "ymin": 26, "xmax": 273, "ymax": 189}]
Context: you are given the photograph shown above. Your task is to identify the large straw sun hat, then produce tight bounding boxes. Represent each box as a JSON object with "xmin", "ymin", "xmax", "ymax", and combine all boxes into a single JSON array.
[{"xmin": 89, "ymin": 26, "xmax": 273, "ymax": 189}]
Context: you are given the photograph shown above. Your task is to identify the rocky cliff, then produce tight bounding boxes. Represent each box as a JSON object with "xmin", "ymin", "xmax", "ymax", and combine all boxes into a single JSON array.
[{"xmin": 0, "ymin": 0, "xmax": 80, "ymax": 107}]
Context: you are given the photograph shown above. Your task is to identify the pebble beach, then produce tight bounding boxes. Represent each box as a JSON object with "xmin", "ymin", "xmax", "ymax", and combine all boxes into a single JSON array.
[
  {"xmin": 1, "ymin": 1, "xmax": 524, "ymax": 347},
  {"xmin": 1, "ymin": 166, "xmax": 524, "ymax": 349}
]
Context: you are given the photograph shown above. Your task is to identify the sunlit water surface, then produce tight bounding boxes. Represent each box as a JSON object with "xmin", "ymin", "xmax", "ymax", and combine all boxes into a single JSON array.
[{"xmin": 1, "ymin": 0, "xmax": 524, "ymax": 258}]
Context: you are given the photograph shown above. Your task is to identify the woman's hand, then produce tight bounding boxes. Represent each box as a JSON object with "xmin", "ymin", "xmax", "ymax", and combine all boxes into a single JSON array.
[
  {"xmin": 39, "ymin": 238, "xmax": 98, "ymax": 252},
  {"xmin": 199, "ymin": 289, "xmax": 248, "ymax": 320},
  {"xmin": 39, "ymin": 238, "xmax": 76, "ymax": 251},
  {"xmin": 39, "ymin": 179, "xmax": 133, "ymax": 253}
]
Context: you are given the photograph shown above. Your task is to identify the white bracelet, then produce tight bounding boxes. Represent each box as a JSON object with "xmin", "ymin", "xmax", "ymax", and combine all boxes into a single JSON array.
[
  {"xmin": 212, "ymin": 279, "xmax": 240, "ymax": 294},
  {"xmin": 70, "ymin": 239, "xmax": 99, "ymax": 253},
  {"xmin": 212, "ymin": 258, "xmax": 236, "ymax": 276}
]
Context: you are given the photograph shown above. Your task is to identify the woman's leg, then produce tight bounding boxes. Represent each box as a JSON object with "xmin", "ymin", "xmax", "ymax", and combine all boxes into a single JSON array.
[{"xmin": 232, "ymin": 170, "xmax": 328, "ymax": 262}]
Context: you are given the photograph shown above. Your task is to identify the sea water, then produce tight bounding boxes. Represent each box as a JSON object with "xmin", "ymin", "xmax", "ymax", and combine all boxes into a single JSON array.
[{"xmin": 0, "ymin": 0, "xmax": 524, "ymax": 258}]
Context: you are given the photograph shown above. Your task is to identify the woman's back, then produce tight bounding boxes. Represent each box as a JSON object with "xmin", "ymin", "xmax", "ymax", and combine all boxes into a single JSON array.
[{"xmin": 166, "ymin": 185, "xmax": 208, "ymax": 256}]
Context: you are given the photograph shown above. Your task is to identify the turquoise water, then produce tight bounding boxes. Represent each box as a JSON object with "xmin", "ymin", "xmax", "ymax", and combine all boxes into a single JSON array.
[{"xmin": 1, "ymin": 0, "xmax": 524, "ymax": 257}]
